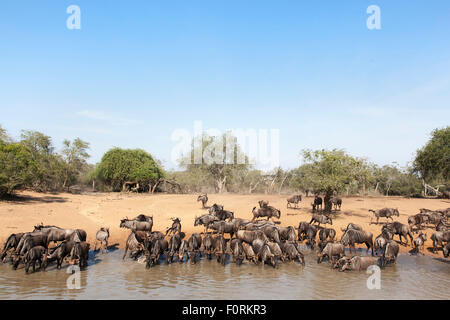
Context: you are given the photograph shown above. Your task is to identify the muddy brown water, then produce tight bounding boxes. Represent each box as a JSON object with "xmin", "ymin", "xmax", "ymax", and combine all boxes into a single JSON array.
[{"xmin": 0, "ymin": 248, "xmax": 449, "ymax": 300}]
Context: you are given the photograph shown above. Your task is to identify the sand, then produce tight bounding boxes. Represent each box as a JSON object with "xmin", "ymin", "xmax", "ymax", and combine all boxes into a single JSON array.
[{"xmin": 1, "ymin": 191, "xmax": 448, "ymax": 257}]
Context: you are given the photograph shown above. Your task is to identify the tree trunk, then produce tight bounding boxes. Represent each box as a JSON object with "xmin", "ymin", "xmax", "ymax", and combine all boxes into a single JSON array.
[
  {"xmin": 151, "ymin": 179, "xmax": 162, "ymax": 194},
  {"xmin": 324, "ymin": 189, "xmax": 333, "ymax": 213},
  {"xmin": 92, "ymin": 179, "xmax": 95, "ymax": 192},
  {"xmin": 217, "ymin": 176, "xmax": 227, "ymax": 193}
]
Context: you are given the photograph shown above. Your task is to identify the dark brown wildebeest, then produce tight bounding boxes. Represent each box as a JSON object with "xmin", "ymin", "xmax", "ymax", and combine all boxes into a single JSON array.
[
  {"xmin": 267, "ymin": 241, "xmax": 284, "ymax": 262},
  {"xmin": 381, "ymin": 240, "xmax": 399, "ymax": 267},
  {"xmin": 436, "ymin": 221, "xmax": 448, "ymax": 232},
  {"xmin": 45, "ymin": 241, "xmax": 76, "ymax": 269},
  {"xmin": 311, "ymin": 196, "xmax": 323, "ymax": 212},
  {"xmin": 279, "ymin": 226, "xmax": 296, "ymax": 241},
  {"xmin": 230, "ymin": 238, "xmax": 245, "ymax": 265},
  {"xmin": 251, "ymin": 206, "xmax": 281, "ymax": 221},
  {"xmin": 178, "ymin": 240, "xmax": 189, "ymax": 263},
  {"xmin": 262, "ymin": 225, "xmax": 281, "ymax": 243},
  {"xmin": 374, "ymin": 229, "xmax": 393, "ymax": 255},
  {"xmin": 369, "ymin": 208, "xmax": 400, "ymax": 225},
  {"xmin": 188, "ymin": 233, "xmax": 202, "ymax": 264},
  {"xmin": 120, "ymin": 218, "xmax": 152, "ymax": 232},
  {"xmin": 236, "ymin": 230, "xmax": 268, "ymax": 244},
  {"xmin": 339, "ymin": 256, "xmax": 380, "ymax": 272},
  {"xmin": 69, "ymin": 241, "xmax": 90, "ymax": 269},
  {"xmin": 340, "ymin": 229, "xmax": 374, "ymax": 256},
  {"xmin": 132, "ymin": 214, "xmax": 153, "ymax": 222},
  {"xmin": 318, "ymin": 227, "xmax": 336, "ymax": 242},
  {"xmin": 33, "ymin": 224, "xmax": 86, "ymax": 243},
  {"xmin": 197, "ymin": 194, "xmax": 208, "ymax": 208},
  {"xmin": 242, "ymin": 242, "xmax": 258, "ymax": 264},
  {"xmin": 297, "ymin": 221, "xmax": 311, "ymax": 241},
  {"xmin": 413, "ymin": 233, "xmax": 427, "ymax": 254},
  {"xmin": 279, "ymin": 241, "xmax": 305, "ymax": 265},
  {"xmin": 1, "ymin": 233, "xmax": 24, "ymax": 262},
  {"xmin": 309, "ymin": 214, "xmax": 332, "ymax": 226},
  {"xmin": 201, "ymin": 234, "xmax": 213, "ymax": 260},
  {"xmin": 165, "ymin": 218, "xmax": 182, "ymax": 236},
  {"xmin": 208, "ymin": 220, "xmax": 238, "ymax": 239},
  {"xmin": 443, "ymin": 242, "xmax": 450, "ymax": 258},
  {"xmin": 382, "ymin": 222, "xmax": 414, "ymax": 246},
  {"xmin": 145, "ymin": 238, "xmax": 168, "ymax": 268},
  {"xmin": 317, "ymin": 242, "xmax": 345, "ymax": 265},
  {"xmin": 422, "ymin": 211, "xmax": 443, "ymax": 228},
  {"xmin": 212, "ymin": 235, "xmax": 227, "ymax": 265},
  {"xmin": 430, "ymin": 230, "xmax": 450, "ymax": 253},
  {"xmin": 24, "ymin": 246, "xmax": 47, "ymax": 274},
  {"xmin": 304, "ymin": 224, "xmax": 318, "ymax": 248},
  {"xmin": 330, "ymin": 196, "xmax": 342, "ymax": 211},
  {"xmin": 287, "ymin": 195, "xmax": 302, "ymax": 209},
  {"xmin": 251, "ymin": 239, "xmax": 277, "ymax": 268},
  {"xmin": 258, "ymin": 200, "xmax": 269, "ymax": 208},
  {"xmin": 167, "ymin": 233, "xmax": 182, "ymax": 264},
  {"xmin": 408, "ymin": 213, "xmax": 430, "ymax": 233},
  {"xmin": 94, "ymin": 228, "xmax": 109, "ymax": 253},
  {"xmin": 209, "ymin": 203, "xmax": 224, "ymax": 215},
  {"xmin": 17, "ymin": 233, "xmax": 49, "ymax": 257},
  {"xmin": 194, "ymin": 214, "xmax": 220, "ymax": 233}
]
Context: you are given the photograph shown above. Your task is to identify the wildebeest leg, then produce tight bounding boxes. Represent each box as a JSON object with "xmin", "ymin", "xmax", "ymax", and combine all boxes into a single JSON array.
[{"xmin": 122, "ymin": 243, "xmax": 129, "ymax": 260}]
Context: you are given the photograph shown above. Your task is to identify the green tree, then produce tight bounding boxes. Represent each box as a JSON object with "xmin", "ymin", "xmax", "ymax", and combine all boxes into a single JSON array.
[
  {"xmin": 94, "ymin": 148, "xmax": 164, "ymax": 192},
  {"xmin": 61, "ymin": 138, "xmax": 90, "ymax": 190},
  {"xmin": 179, "ymin": 132, "xmax": 251, "ymax": 193},
  {"xmin": 413, "ymin": 126, "xmax": 450, "ymax": 186},
  {"xmin": 0, "ymin": 125, "xmax": 11, "ymax": 143},
  {"xmin": 0, "ymin": 143, "xmax": 35, "ymax": 196}
]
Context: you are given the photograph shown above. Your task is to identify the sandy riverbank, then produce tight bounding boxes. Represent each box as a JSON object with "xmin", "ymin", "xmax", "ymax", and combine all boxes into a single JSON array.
[{"xmin": 1, "ymin": 191, "xmax": 448, "ymax": 257}]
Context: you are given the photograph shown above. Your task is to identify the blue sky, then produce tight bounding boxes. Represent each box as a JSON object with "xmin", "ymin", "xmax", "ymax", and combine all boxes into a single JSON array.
[{"xmin": 0, "ymin": 1, "xmax": 449, "ymax": 170}]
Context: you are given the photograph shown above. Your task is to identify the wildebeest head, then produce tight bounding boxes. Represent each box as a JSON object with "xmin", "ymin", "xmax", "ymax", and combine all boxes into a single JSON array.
[
  {"xmin": 259, "ymin": 200, "xmax": 268, "ymax": 208},
  {"xmin": 194, "ymin": 216, "xmax": 200, "ymax": 226},
  {"xmin": 120, "ymin": 218, "xmax": 129, "ymax": 228},
  {"xmin": 393, "ymin": 208, "xmax": 400, "ymax": 217},
  {"xmin": 274, "ymin": 209, "xmax": 281, "ymax": 219}
]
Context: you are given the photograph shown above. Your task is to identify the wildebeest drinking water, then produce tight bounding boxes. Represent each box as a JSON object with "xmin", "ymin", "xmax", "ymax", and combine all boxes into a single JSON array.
[
  {"xmin": 69, "ymin": 241, "xmax": 90, "ymax": 269},
  {"xmin": 94, "ymin": 228, "xmax": 109, "ymax": 253},
  {"xmin": 317, "ymin": 242, "xmax": 345, "ymax": 265},
  {"xmin": 413, "ymin": 233, "xmax": 427, "ymax": 255},
  {"xmin": 23, "ymin": 246, "xmax": 47, "ymax": 274},
  {"xmin": 1, "ymin": 233, "xmax": 24, "ymax": 262}
]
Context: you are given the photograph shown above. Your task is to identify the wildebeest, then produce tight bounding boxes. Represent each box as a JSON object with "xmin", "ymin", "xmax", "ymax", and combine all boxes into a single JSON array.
[
  {"xmin": 188, "ymin": 233, "xmax": 202, "ymax": 264},
  {"xmin": 317, "ymin": 242, "xmax": 345, "ymax": 265},
  {"xmin": 122, "ymin": 231, "xmax": 145, "ymax": 260},
  {"xmin": 279, "ymin": 226, "xmax": 296, "ymax": 241},
  {"xmin": 242, "ymin": 242, "xmax": 258, "ymax": 264},
  {"xmin": 230, "ymin": 238, "xmax": 245, "ymax": 265},
  {"xmin": 340, "ymin": 229, "xmax": 374, "ymax": 256},
  {"xmin": 382, "ymin": 222, "xmax": 414, "ymax": 246},
  {"xmin": 309, "ymin": 214, "xmax": 332, "ymax": 226},
  {"xmin": 167, "ymin": 233, "xmax": 182, "ymax": 263},
  {"xmin": 194, "ymin": 214, "xmax": 220, "ymax": 233},
  {"xmin": 443, "ymin": 242, "xmax": 450, "ymax": 258},
  {"xmin": 252, "ymin": 239, "xmax": 277, "ymax": 268},
  {"xmin": 262, "ymin": 225, "xmax": 281, "ymax": 243},
  {"xmin": 237, "ymin": 230, "xmax": 268, "ymax": 244},
  {"xmin": 339, "ymin": 256, "xmax": 380, "ymax": 271},
  {"xmin": 318, "ymin": 227, "xmax": 336, "ymax": 242},
  {"xmin": 24, "ymin": 246, "xmax": 47, "ymax": 273},
  {"xmin": 422, "ymin": 211, "xmax": 443, "ymax": 228},
  {"xmin": 436, "ymin": 221, "xmax": 448, "ymax": 232},
  {"xmin": 369, "ymin": 208, "xmax": 399, "ymax": 224},
  {"xmin": 45, "ymin": 240, "xmax": 76, "ymax": 269},
  {"xmin": 208, "ymin": 203, "xmax": 224, "ymax": 215},
  {"xmin": 166, "ymin": 218, "xmax": 182, "ymax": 236},
  {"xmin": 230, "ymin": 218, "xmax": 251, "ymax": 230},
  {"xmin": 374, "ymin": 229, "xmax": 393, "ymax": 255},
  {"xmin": 212, "ymin": 235, "xmax": 227, "ymax": 265},
  {"xmin": 120, "ymin": 218, "xmax": 153, "ymax": 232},
  {"xmin": 279, "ymin": 241, "xmax": 305, "ymax": 265},
  {"xmin": 178, "ymin": 240, "xmax": 189, "ymax": 263},
  {"xmin": 330, "ymin": 196, "xmax": 342, "ymax": 211},
  {"xmin": 266, "ymin": 241, "xmax": 284, "ymax": 262},
  {"xmin": 413, "ymin": 233, "xmax": 427, "ymax": 254},
  {"xmin": 287, "ymin": 195, "xmax": 302, "ymax": 209},
  {"xmin": 145, "ymin": 238, "xmax": 168, "ymax": 268},
  {"xmin": 381, "ymin": 240, "xmax": 399, "ymax": 266},
  {"xmin": 297, "ymin": 221, "xmax": 311, "ymax": 241},
  {"xmin": 69, "ymin": 241, "xmax": 90, "ymax": 269},
  {"xmin": 340, "ymin": 223, "xmax": 363, "ymax": 233},
  {"xmin": 241, "ymin": 220, "xmax": 274, "ymax": 231},
  {"xmin": 208, "ymin": 220, "xmax": 238, "ymax": 238},
  {"xmin": 197, "ymin": 194, "xmax": 208, "ymax": 208},
  {"xmin": 408, "ymin": 213, "xmax": 430, "ymax": 233},
  {"xmin": 33, "ymin": 224, "xmax": 86, "ymax": 243},
  {"xmin": 251, "ymin": 206, "xmax": 281, "ymax": 221},
  {"xmin": 94, "ymin": 228, "xmax": 109, "ymax": 253},
  {"xmin": 17, "ymin": 233, "xmax": 49, "ymax": 257},
  {"xmin": 304, "ymin": 224, "xmax": 318, "ymax": 248},
  {"xmin": 1, "ymin": 233, "xmax": 24, "ymax": 262},
  {"xmin": 430, "ymin": 230, "xmax": 450, "ymax": 253},
  {"xmin": 312, "ymin": 196, "xmax": 323, "ymax": 212},
  {"xmin": 258, "ymin": 200, "xmax": 269, "ymax": 208},
  {"xmin": 201, "ymin": 234, "xmax": 213, "ymax": 259}
]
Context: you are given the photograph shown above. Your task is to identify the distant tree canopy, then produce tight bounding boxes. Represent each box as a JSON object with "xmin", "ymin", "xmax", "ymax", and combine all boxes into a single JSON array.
[
  {"xmin": 0, "ymin": 143, "xmax": 35, "ymax": 196},
  {"xmin": 94, "ymin": 148, "xmax": 164, "ymax": 192},
  {"xmin": 413, "ymin": 126, "xmax": 450, "ymax": 186},
  {"xmin": 178, "ymin": 133, "xmax": 251, "ymax": 193}
]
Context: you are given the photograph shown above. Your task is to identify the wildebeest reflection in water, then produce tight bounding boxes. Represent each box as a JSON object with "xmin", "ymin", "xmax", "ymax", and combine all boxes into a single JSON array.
[{"xmin": 0, "ymin": 250, "xmax": 448, "ymax": 300}]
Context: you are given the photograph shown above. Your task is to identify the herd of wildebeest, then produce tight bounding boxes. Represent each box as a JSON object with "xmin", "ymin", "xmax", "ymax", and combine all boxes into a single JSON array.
[{"xmin": 1, "ymin": 193, "xmax": 449, "ymax": 274}]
